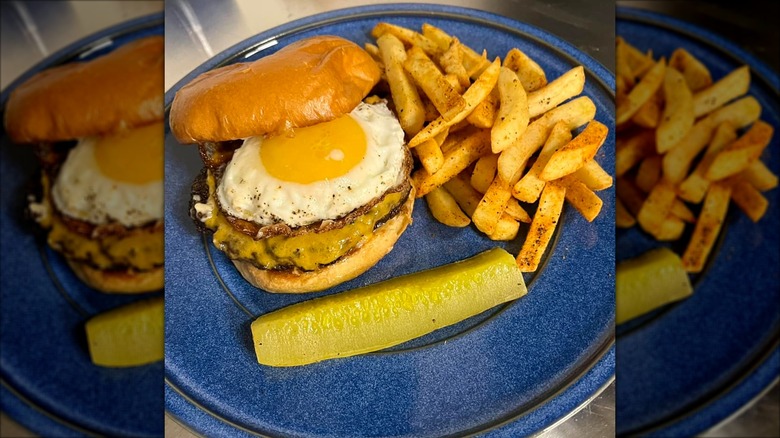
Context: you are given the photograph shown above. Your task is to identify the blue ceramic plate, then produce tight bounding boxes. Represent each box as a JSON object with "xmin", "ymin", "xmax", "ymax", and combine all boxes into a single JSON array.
[
  {"xmin": 616, "ymin": 7, "xmax": 780, "ymax": 437},
  {"xmin": 0, "ymin": 14, "xmax": 164, "ymax": 438},
  {"xmin": 165, "ymin": 5, "xmax": 614, "ymax": 437}
]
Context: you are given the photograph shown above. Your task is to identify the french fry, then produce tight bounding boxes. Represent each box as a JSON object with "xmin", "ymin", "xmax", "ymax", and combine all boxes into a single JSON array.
[
  {"xmin": 425, "ymin": 186, "xmax": 470, "ymax": 227},
  {"xmin": 372, "ymin": 22, "xmax": 442, "ymax": 56},
  {"xmin": 442, "ymin": 172, "xmax": 482, "ymax": 216},
  {"xmin": 460, "ymin": 45, "xmax": 491, "ymax": 80},
  {"xmin": 503, "ymin": 48, "xmax": 547, "ymax": 92},
  {"xmin": 637, "ymin": 178, "xmax": 678, "ymax": 237},
  {"xmin": 655, "ymin": 215, "xmax": 686, "ymax": 241},
  {"xmin": 403, "ymin": 46, "xmax": 466, "ymax": 121},
  {"xmin": 706, "ymin": 120, "xmax": 773, "ymax": 181},
  {"xmin": 656, "ymin": 67, "xmax": 694, "ymax": 153},
  {"xmin": 692, "ymin": 65, "xmax": 750, "ymax": 118},
  {"xmin": 472, "ymin": 176, "xmax": 514, "ymax": 235},
  {"xmin": 488, "ymin": 215, "xmax": 520, "ymax": 241},
  {"xmin": 540, "ymin": 120, "xmax": 609, "ymax": 181},
  {"xmin": 616, "ymin": 176, "xmax": 646, "ymax": 216},
  {"xmin": 439, "ymin": 38, "xmax": 471, "ymax": 88},
  {"xmin": 681, "ymin": 182, "xmax": 732, "ymax": 272},
  {"xmin": 616, "ymin": 197, "xmax": 636, "ymax": 228},
  {"xmin": 741, "ymin": 160, "xmax": 779, "ymax": 192},
  {"xmin": 560, "ymin": 177, "xmax": 603, "ymax": 222},
  {"xmin": 513, "ymin": 121, "xmax": 572, "ymax": 203},
  {"xmin": 412, "ymin": 127, "xmax": 491, "ymax": 197},
  {"xmin": 497, "ymin": 96, "xmax": 596, "ymax": 183},
  {"xmin": 421, "ymin": 23, "xmax": 452, "ymax": 52},
  {"xmin": 416, "ymin": 138, "xmax": 444, "ymax": 174},
  {"xmin": 466, "ymin": 89, "xmax": 499, "ymax": 128},
  {"xmin": 615, "ymin": 129, "xmax": 655, "ymax": 177},
  {"xmin": 635, "ymin": 155, "xmax": 662, "ymax": 193},
  {"xmin": 491, "ymin": 67, "xmax": 529, "ymax": 153},
  {"xmin": 620, "ymin": 38, "xmax": 654, "ymax": 78},
  {"xmin": 730, "ymin": 178, "xmax": 769, "ymax": 222},
  {"xmin": 670, "ymin": 200, "xmax": 696, "ymax": 223},
  {"xmin": 377, "ymin": 33, "xmax": 425, "ymax": 136},
  {"xmin": 504, "ymin": 198, "xmax": 532, "ymax": 223},
  {"xmin": 408, "ymin": 58, "xmax": 500, "ymax": 148},
  {"xmin": 677, "ymin": 122, "xmax": 737, "ymax": 203},
  {"xmin": 517, "ymin": 183, "xmax": 566, "ymax": 272},
  {"xmin": 443, "ymin": 73, "xmax": 464, "ymax": 95},
  {"xmin": 631, "ymin": 88, "xmax": 663, "ymax": 129},
  {"xmin": 471, "ymin": 153, "xmax": 498, "ymax": 194},
  {"xmin": 573, "ymin": 160, "xmax": 613, "ymax": 192},
  {"xmin": 616, "ymin": 37, "xmax": 636, "ymax": 89},
  {"xmin": 669, "ymin": 48, "xmax": 712, "ymax": 92},
  {"xmin": 617, "ymin": 58, "xmax": 666, "ymax": 125},
  {"xmin": 526, "ymin": 66, "xmax": 585, "ymax": 118}
]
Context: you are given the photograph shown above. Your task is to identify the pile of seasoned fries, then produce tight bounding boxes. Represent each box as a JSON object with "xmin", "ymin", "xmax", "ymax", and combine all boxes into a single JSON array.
[
  {"xmin": 367, "ymin": 22, "xmax": 611, "ymax": 272},
  {"xmin": 616, "ymin": 37, "xmax": 777, "ymax": 273}
]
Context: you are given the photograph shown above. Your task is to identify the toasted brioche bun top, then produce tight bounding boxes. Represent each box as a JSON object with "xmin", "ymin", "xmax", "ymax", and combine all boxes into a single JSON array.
[
  {"xmin": 4, "ymin": 36, "xmax": 164, "ymax": 143},
  {"xmin": 169, "ymin": 35, "xmax": 381, "ymax": 144}
]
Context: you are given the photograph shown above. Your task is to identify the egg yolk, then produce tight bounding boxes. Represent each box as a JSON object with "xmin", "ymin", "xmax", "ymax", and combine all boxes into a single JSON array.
[
  {"xmin": 93, "ymin": 121, "xmax": 163, "ymax": 184},
  {"xmin": 260, "ymin": 115, "xmax": 367, "ymax": 184}
]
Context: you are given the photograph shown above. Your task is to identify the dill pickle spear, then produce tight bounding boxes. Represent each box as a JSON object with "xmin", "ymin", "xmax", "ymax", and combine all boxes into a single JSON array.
[
  {"xmin": 616, "ymin": 247, "xmax": 693, "ymax": 324},
  {"xmin": 251, "ymin": 247, "xmax": 527, "ymax": 367},
  {"xmin": 85, "ymin": 297, "xmax": 164, "ymax": 367}
]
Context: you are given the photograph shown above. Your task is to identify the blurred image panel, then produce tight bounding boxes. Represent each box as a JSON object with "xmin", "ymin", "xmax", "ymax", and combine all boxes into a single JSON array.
[
  {"xmin": 615, "ymin": 1, "xmax": 779, "ymax": 437},
  {"xmin": 1, "ymin": 1, "xmax": 165, "ymax": 437}
]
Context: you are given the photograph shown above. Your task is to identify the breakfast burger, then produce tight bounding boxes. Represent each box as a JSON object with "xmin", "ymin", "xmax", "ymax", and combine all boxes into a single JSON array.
[
  {"xmin": 4, "ymin": 36, "xmax": 164, "ymax": 293},
  {"xmin": 169, "ymin": 35, "xmax": 414, "ymax": 293}
]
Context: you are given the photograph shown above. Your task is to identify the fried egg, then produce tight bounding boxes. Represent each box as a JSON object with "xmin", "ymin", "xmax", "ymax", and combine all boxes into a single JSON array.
[
  {"xmin": 51, "ymin": 121, "xmax": 164, "ymax": 227},
  {"xmin": 217, "ymin": 101, "xmax": 406, "ymax": 228}
]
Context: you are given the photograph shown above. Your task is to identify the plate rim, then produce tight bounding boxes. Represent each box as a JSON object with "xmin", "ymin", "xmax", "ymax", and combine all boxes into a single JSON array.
[
  {"xmin": 0, "ymin": 12, "xmax": 164, "ymax": 438},
  {"xmin": 163, "ymin": 3, "xmax": 615, "ymax": 437},
  {"xmin": 616, "ymin": 6, "xmax": 780, "ymax": 437}
]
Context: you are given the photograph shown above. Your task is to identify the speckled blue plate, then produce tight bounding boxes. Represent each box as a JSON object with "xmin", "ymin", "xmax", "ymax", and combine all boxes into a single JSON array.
[
  {"xmin": 165, "ymin": 4, "xmax": 615, "ymax": 437},
  {"xmin": 616, "ymin": 7, "xmax": 780, "ymax": 437},
  {"xmin": 0, "ymin": 14, "xmax": 164, "ymax": 438}
]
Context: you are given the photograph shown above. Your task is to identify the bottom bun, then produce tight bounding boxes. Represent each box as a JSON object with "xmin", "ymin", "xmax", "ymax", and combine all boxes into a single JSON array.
[
  {"xmin": 67, "ymin": 260, "xmax": 164, "ymax": 294},
  {"xmin": 234, "ymin": 190, "xmax": 415, "ymax": 293}
]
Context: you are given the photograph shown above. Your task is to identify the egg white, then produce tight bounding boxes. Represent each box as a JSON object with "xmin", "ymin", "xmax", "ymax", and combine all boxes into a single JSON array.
[
  {"xmin": 51, "ymin": 137, "xmax": 163, "ymax": 227},
  {"xmin": 217, "ymin": 101, "xmax": 406, "ymax": 228}
]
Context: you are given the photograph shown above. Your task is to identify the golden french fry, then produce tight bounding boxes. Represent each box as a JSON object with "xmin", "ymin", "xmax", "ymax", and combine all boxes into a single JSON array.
[
  {"xmin": 616, "ymin": 37, "xmax": 636, "ymax": 89},
  {"xmin": 421, "ymin": 23, "xmax": 452, "ymax": 52},
  {"xmin": 504, "ymin": 198, "xmax": 532, "ymax": 223},
  {"xmin": 472, "ymin": 175, "xmax": 514, "ymax": 236},
  {"xmin": 526, "ymin": 66, "xmax": 585, "ymax": 118},
  {"xmin": 637, "ymin": 178, "xmax": 678, "ymax": 237},
  {"xmin": 677, "ymin": 122, "xmax": 737, "ymax": 203},
  {"xmin": 491, "ymin": 67, "xmax": 529, "ymax": 153},
  {"xmin": 372, "ymin": 22, "xmax": 442, "ymax": 56},
  {"xmin": 560, "ymin": 177, "xmax": 603, "ymax": 222},
  {"xmin": 656, "ymin": 67, "xmax": 694, "ymax": 153},
  {"xmin": 460, "ymin": 45, "xmax": 491, "ymax": 80},
  {"xmin": 488, "ymin": 214, "xmax": 520, "ymax": 241},
  {"xmin": 471, "ymin": 153, "xmax": 498, "ymax": 194},
  {"xmin": 662, "ymin": 96, "xmax": 762, "ymax": 183},
  {"xmin": 741, "ymin": 160, "xmax": 779, "ymax": 191},
  {"xmin": 540, "ymin": 120, "xmax": 609, "ymax": 181},
  {"xmin": 617, "ymin": 58, "xmax": 666, "ymax": 125},
  {"xmin": 706, "ymin": 120, "xmax": 773, "ymax": 181},
  {"xmin": 692, "ymin": 66, "xmax": 750, "ymax": 118},
  {"xmin": 403, "ymin": 46, "xmax": 466, "ymax": 121},
  {"xmin": 616, "ymin": 197, "xmax": 636, "ymax": 228},
  {"xmin": 654, "ymin": 214, "xmax": 686, "ymax": 241},
  {"xmin": 408, "ymin": 58, "xmax": 500, "ymax": 148},
  {"xmin": 671, "ymin": 200, "xmax": 696, "ymax": 223},
  {"xmin": 615, "ymin": 129, "xmax": 655, "ymax": 177},
  {"xmin": 731, "ymin": 178, "xmax": 769, "ymax": 222},
  {"xmin": 573, "ymin": 159, "xmax": 613, "ymax": 191},
  {"xmin": 631, "ymin": 88, "xmax": 663, "ymax": 129},
  {"xmin": 669, "ymin": 48, "xmax": 712, "ymax": 92},
  {"xmin": 377, "ymin": 33, "xmax": 425, "ymax": 136},
  {"xmin": 443, "ymin": 73, "xmax": 464, "ymax": 94},
  {"xmin": 412, "ymin": 127, "xmax": 491, "ymax": 197},
  {"xmin": 503, "ymin": 48, "xmax": 547, "ymax": 92},
  {"xmin": 513, "ymin": 121, "xmax": 572, "ymax": 203},
  {"xmin": 425, "ymin": 186, "xmax": 470, "ymax": 227},
  {"xmin": 438, "ymin": 38, "xmax": 471, "ymax": 89},
  {"xmin": 416, "ymin": 138, "xmax": 444, "ymax": 174},
  {"xmin": 517, "ymin": 183, "xmax": 566, "ymax": 272},
  {"xmin": 442, "ymin": 172, "xmax": 481, "ymax": 215},
  {"xmin": 635, "ymin": 154, "xmax": 662, "ymax": 193},
  {"xmin": 681, "ymin": 182, "xmax": 732, "ymax": 272},
  {"xmin": 620, "ymin": 38, "xmax": 654, "ymax": 77},
  {"xmin": 466, "ymin": 89, "xmax": 499, "ymax": 128},
  {"xmin": 497, "ymin": 96, "xmax": 596, "ymax": 183}
]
